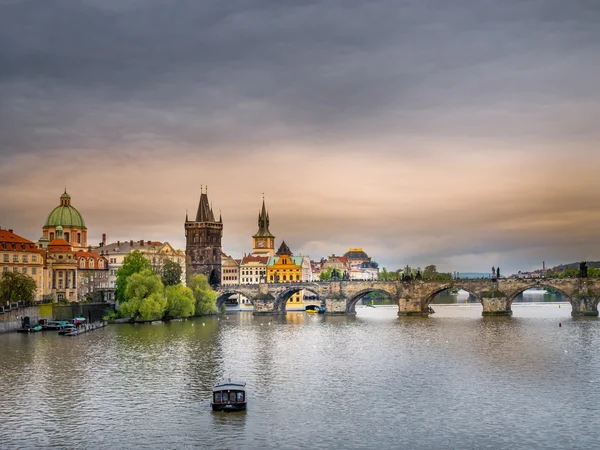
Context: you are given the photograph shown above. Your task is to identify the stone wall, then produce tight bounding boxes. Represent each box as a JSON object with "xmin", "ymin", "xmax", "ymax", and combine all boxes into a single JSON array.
[
  {"xmin": 52, "ymin": 303, "xmax": 113, "ymax": 322},
  {"xmin": 0, "ymin": 304, "xmax": 53, "ymax": 334}
]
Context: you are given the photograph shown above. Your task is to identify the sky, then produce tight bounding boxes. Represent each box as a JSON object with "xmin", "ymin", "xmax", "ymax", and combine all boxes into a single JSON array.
[{"xmin": 1, "ymin": 0, "xmax": 599, "ymax": 275}]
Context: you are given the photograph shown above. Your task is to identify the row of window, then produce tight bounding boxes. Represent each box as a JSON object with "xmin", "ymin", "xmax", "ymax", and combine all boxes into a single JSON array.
[
  {"xmin": 78, "ymin": 259, "xmax": 105, "ymax": 269},
  {"xmin": 241, "ymin": 270, "xmax": 266, "ymax": 275},
  {"xmin": 2, "ymin": 254, "xmax": 38, "ymax": 263},
  {"xmin": 48, "ymin": 231, "xmax": 83, "ymax": 243},
  {"xmin": 2, "ymin": 267, "xmax": 37, "ymax": 275},
  {"xmin": 223, "ymin": 276, "xmax": 238, "ymax": 281}
]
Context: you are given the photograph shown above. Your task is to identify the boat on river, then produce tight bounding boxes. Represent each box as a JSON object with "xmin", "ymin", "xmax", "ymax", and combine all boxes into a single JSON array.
[
  {"xmin": 305, "ymin": 305, "xmax": 326, "ymax": 314},
  {"xmin": 211, "ymin": 380, "xmax": 247, "ymax": 412}
]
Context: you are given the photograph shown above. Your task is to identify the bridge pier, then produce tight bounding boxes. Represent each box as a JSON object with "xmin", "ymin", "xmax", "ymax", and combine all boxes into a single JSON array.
[
  {"xmin": 571, "ymin": 296, "xmax": 599, "ymax": 317},
  {"xmin": 481, "ymin": 297, "xmax": 512, "ymax": 316},
  {"xmin": 252, "ymin": 293, "xmax": 276, "ymax": 315},
  {"xmin": 397, "ymin": 298, "xmax": 429, "ymax": 317},
  {"xmin": 324, "ymin": 297, "xmax": 348, "ymax": 315}
]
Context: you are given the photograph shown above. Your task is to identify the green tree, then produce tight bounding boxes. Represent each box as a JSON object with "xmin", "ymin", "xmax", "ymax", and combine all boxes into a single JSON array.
[
  {"xmin": 378, "ymin": 267, "xmax": 389, "ymax": 281},
  {"xmin": 119, "ymin": 269, "xmax": 166, "ymax": 321},
  {"xmin": 319, "ymin": 267, "xmax": 343, "ymax": 281},
  {"xmin": 0, "ymin": 272, "xmax": 38, "ymax": 305},
  {"xmin": 588, "ymin": 268, "xmax": 600, "ymax": 278},
  {"xmin": 116, "ymin": 250, "xmax": 152, "ymax": 302},
  {"xmin": 423, "ymin": 265, "xmax": 438, "ymax": 279},
  {"xmin": 165, "ymin": 284, "xmax": 195, "ymax": 318},
  {"xmin": 161, "ymin": 259, "xmax": 183, "ymax": 287},
  {"xmin": 188, "ymin": 274, "xmax": 218, "ymax": 315}
]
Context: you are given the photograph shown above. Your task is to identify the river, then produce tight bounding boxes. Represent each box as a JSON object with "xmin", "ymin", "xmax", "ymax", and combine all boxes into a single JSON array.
[{"xmin": 1, "ymin": 303, "xmax": 599, "ymax": 449}]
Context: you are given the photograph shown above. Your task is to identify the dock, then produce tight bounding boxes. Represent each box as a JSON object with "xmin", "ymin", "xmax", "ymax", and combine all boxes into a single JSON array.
[{"xmin": 60, "ymin": 321, "xmax": 108, "ymax": 336}]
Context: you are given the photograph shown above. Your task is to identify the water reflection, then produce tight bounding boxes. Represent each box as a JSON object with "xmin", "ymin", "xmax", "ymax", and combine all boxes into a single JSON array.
[{"xmin": 1, "ymin": 306, "xmax": 599, "ymax": 449}]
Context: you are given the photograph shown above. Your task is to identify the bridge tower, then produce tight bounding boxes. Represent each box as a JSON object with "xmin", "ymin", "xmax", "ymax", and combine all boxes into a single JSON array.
[
  {"xmin": 251, "ymin": 197, "xmax": 275, "ymax": 257},
  {"xmin": 185, "ymin": 187, "xmax": 223, "ymax": 286}
]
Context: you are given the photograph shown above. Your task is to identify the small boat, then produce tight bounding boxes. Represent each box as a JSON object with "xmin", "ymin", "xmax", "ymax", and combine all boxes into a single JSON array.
[
  {"xmin": 305, "ymin": 305, "xmax": 326, "ymax": 314},
  {"xmin": 58, "ymin": 324, "xmax": 77, "ymax": 335},
  {"xmin": 211, "ymin": 380, "xmax": 247, "ymax": 412},
  {"xmin": 16, "ymin": 325, "xmax": 43, "ymax": 333}
]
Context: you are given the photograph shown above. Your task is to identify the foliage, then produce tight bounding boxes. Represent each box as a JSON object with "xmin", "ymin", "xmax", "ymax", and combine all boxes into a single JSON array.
[
  {"xmin": 165, "ymin": 284, "xmax": 195, "ymax": 318},
  {"xmin": 161, "ymin": 259, "xmax": 183, "ymax": 287},
  {"xmin": 423, "ymin": 265, "xmax": 437, "ymax": 278},
  {"xmin": 319, "ymin": 267, "xmax": 343, "ymax": 281},
  {"xmin": 118, "ymin": 269, "xmax": 166, "ymax": 321},
  {"xmin": 115, "ymin": 250, "xmax": 152, "ymax": 302},
  {"xmin": 188, "ymin": 274, "xmax": 218, "ymax": 315},
  {"xmin": 102, "ymin": 309, "xmax": 119, "ymax": 322},
  {"xmin": 220, "ymin": 304, "xmax": 227, "ymax": 314},
  {"xmin": 0, "ymin": 272, "xmax": 38, "ymax": 305}
]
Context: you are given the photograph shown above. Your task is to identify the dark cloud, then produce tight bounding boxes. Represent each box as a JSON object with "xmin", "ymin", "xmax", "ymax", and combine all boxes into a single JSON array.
[{"xmin": 1, "ymin": 0, "xmax": 599, "ymax": 155}]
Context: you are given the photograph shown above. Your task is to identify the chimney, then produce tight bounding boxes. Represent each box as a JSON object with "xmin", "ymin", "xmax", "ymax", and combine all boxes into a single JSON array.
[
  {"xmin": 102, "ymin": 233, "xmax": 106, "ymax": 246},
  {"xmin": 88, "ymin": 245, "xmax": 92, "ymax": 252},
  {"xmin": 8, "ymin": 229, "xmax": 13, "ymax": 233}
]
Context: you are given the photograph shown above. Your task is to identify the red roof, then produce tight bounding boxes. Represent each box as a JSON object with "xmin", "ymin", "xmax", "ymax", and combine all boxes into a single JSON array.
[
  {"xmin": 242, "ymin": 255, "xmax": 269, "ymax": 264},
  {"xmin": 0, "ymin": 229, "xmax": 38, "ymax": 250},
  {"xmin": 48, "ymin": 238, "xmax": 72, "ymax": 252}
]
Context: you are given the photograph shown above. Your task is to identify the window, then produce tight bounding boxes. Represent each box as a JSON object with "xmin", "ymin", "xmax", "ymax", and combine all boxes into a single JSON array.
[
  {"xmin": 58, "ymin": 280, "xmax": 63, "ymax": 289},
  {"xmin": 22, "ymin": 267, "xmax": 27, "ymax": 274},
  {"xmin": 22, "ymin": 255, "xmax": 28, "ymax": 263},
  {"xmin": 3, "ymin": 267, "xmax": 7, "ymax": 272},
  {"xmin": 64, "ymin": 232, "xmax": 70, "ymax": 242},
  {"xmin": 50, "ymin": 232, "xmax": 54, "ymax": 240},
  {"xmin": 13, "ymin": 254, "xmax": 18, "ymax": 263},
  {"xmin": 32, "ymin": 268, "xmax": 37, "ymax": 275},
  {"xmin": 77, "ymin": 233, "xmax": 81, "ymax": 244},
  {"xmin": 13, "ymin": 267, "xmax": 18, "ymax": 273},
  {"xmin": 80, "ymin": 260, "xmax": 85, "ymax": 268},
  {"xmin": 3, "ymin": 254, "xmax": 7, "ymax": 262},
  {"xmin": 89, "ymin": 260, "xmax": 95, "ymax": 269},
  {"xmin": 32, "ymin": 255, "xmax": 37, "ymax": 263}
]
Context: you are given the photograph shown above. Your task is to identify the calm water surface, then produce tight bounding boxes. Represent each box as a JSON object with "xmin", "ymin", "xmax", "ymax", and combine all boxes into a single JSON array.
[{"xmin": 1, "ymin": 304, "xmax": 600, "ymax": 449}]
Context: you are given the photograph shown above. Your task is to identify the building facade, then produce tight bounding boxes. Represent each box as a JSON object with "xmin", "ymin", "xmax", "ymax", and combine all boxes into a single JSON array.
[
  {"xmin": 267, "ymin": 241, "xmax": 304, "ymax": 310},
  {"xmin": 221, "ymin": 253, "xmax": 240, "ymax": 285},
  {"xmin": 0, "ymin": 228, "xmax": 46, "ymax": 302},
  {"xmin": 93, "ymin": 239, "xmax": 164, "ymax": 301},
  {"xmin": 185, "ymin": 188, "xmax": 223, "ymax": 286}
]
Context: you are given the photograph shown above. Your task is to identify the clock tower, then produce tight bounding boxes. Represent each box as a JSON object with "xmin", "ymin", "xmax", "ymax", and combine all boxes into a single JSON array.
[{"xmin": 252, "ymin": 198, "xmax": 275, "ymax": 256}]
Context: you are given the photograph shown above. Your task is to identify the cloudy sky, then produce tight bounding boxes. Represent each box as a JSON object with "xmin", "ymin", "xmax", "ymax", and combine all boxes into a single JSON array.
[{"xmin": 1, "ymin": 0, "xmax": 599, "ymax": 274}]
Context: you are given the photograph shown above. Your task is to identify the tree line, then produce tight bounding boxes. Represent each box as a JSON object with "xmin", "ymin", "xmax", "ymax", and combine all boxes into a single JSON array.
[{"xmin": 111, "ymin": 250, "xmax": 218, "ymax": 321}]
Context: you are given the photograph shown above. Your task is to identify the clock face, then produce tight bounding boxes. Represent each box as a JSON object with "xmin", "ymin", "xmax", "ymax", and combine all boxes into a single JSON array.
[{"xmin": 257, "ymin": 240, "xmax": 265, "ymax": 248}]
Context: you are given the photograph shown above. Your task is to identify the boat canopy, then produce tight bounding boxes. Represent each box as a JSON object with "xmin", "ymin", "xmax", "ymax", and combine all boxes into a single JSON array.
[{"xmin": 213, "ymin": 380, "xmax": 246, "ymax": 392}]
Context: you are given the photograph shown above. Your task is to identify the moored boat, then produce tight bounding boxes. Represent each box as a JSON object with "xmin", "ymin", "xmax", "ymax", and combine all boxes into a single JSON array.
[{"xmin": 211, "ymin": 380, "xmax": 247, "ymax": 412}]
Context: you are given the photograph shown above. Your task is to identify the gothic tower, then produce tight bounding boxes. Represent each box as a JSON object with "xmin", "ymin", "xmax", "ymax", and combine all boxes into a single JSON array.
[
  {"xmin": 252, "ymin": 197, "xmax": 276, "ymax": 257},
  {"xmin": 185, "ymin": 187, "xmax": 223, "ymax": 286}
]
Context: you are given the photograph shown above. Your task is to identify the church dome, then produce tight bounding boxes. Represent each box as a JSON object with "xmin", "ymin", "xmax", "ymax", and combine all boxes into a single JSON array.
[{"xmin": 44, "ymin": 191, "xmax": 86, "ymax": 228}]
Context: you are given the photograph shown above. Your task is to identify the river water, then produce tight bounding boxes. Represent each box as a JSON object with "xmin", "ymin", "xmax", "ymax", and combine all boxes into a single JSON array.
[{"xmin": 1, "ymin": 303, "xmax": 599, "ymax": 449}]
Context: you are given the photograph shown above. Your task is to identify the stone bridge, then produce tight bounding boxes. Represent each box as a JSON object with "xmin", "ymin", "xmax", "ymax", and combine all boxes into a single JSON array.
[{"xmin": 216, "ymin": 278, "xmax": 600, "ymax": 317}]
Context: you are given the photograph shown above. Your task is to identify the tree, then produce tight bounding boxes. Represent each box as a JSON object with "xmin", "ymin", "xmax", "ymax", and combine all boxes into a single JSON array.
[
  {"xmin": 165, "ymin": 284, "xmax": 195, "ymax": 318},
  {"xmin": 188, "ymin": 274, "xmax": 218, "ymax": 315},
  {"xmin": 161, "ymin": 259, "xmax": 183, "ymax": 286},
  {"xmin": 115, "ymin": 250, "xmax": 152, "ymax": 302},
  {"xmin": 0, "ymin": 272, "xmax": 37, "ymax": 305},
  {"xmin": 319, "ymin": 267, "xmax": 343, "ymax": 281},
  {"xmin": 378, "ymin": 267, "xmax": 390, "ymax": 281},
  {"xmin": 119, "ymin": 269, "xmax": 166, "ymax": 321},
  {"xmin": 423, "ymin": 265, "xmax": 438, "ymax": 279}
]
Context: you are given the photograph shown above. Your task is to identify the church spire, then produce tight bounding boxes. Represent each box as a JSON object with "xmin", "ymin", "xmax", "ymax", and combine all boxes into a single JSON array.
[{"xmin": 253, "ymin": 196, "xmax": 274, "ymax": 238}]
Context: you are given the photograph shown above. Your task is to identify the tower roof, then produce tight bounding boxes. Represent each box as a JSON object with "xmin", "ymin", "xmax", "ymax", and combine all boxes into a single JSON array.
[
  {"xmin": 44, "ymin": 191, "xmax": 86, "ymax": 228},
  {"xmin": 195, "ymin": 191, "xmax": 216, "ymax": 222},
  {"xmin": 276, "ymin": 240, "xmax": 292, "ymax": 255},
  {"xmin": 253, "ymin": 198, "xmax": 275, "ymax": 238}
]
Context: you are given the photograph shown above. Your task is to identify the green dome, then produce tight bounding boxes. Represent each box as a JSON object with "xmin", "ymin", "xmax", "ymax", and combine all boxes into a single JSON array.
[{"xmin": 44, "ymin": 191, "xmax": 86, "ymax": 228}]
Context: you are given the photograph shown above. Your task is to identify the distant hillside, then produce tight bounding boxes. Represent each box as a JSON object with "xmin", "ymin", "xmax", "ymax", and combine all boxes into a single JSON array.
[{"xmin": 553, "ymin": 261, "xmax": 600, "ymax": 270}]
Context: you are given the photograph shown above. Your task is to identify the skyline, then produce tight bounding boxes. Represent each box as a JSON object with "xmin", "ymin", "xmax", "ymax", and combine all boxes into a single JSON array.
[{"xmin": 1, "ymin": 0, "xmax": 600, "ymax": 274}]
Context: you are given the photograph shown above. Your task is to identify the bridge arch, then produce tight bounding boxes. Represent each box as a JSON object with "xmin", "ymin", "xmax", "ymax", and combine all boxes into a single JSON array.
[
  {"xmin": 347, "ymin": 288, "xmax": 397, "ymax": 314},
  {"xmin": 216, "ymin": 290, "xmax": 253, "ymax": 309},
  {"xmin": 274, "ymin": 285, "xmax": 322, "ymax": 313},
  {"xmin": 505, "ymin": 283, "xmax": 575, "ymax": 309},
  {"xmin": 422, "ymin": 284, "xmax": 483, "ymax": 307}
]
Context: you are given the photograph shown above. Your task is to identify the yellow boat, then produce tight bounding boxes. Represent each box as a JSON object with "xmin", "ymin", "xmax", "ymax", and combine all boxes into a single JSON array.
[{"xmin": 306, "ymin": 309, "xmax": 318, "ymax": 314}]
